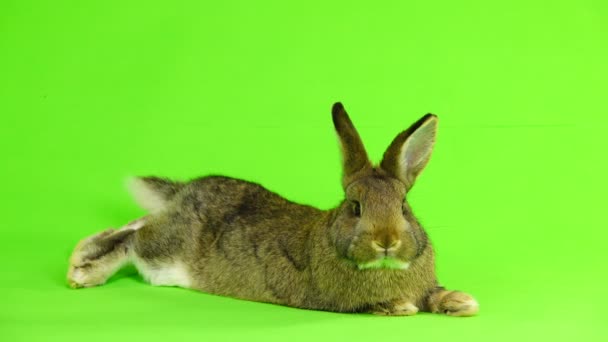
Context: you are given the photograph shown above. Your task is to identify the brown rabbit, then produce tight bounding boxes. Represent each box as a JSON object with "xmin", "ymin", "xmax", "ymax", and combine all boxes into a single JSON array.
[{"xmin": 67, "ymin": 103, "xmax": 478, "ymax": 316}]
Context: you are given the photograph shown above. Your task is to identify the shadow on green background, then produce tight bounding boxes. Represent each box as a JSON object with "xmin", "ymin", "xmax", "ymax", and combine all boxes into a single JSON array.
[{"xmin": 1, "ymin": 0, "xmax": 606, "ymax": 341}]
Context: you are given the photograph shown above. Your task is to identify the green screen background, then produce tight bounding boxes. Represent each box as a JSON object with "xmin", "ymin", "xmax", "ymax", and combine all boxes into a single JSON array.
[{"xmin": 1, "ymin": 0, "xmax": 606, "ymax": 341}]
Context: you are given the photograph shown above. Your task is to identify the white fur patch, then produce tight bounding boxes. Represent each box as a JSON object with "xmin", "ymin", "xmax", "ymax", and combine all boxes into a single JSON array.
[
  {"xmin": 127, "ymin": 177, "xmax": 167, "ymax": 214},
  {"xmin": 131, "ymin": 255, "xmax": 192, "ymax": 288}
]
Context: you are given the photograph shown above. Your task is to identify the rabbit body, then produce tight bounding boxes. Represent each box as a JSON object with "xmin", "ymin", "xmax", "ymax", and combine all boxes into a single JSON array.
[{"xmin": 130, "ymin": 175, "xmax": 436, "ymax": 312}]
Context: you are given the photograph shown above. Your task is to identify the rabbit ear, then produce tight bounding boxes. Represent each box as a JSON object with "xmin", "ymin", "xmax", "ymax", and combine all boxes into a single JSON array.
[
  {"xmin": 332, "ymin": 102, "xmax": 372, "ymax": 188},
  {"xmin": 380, "ymin": 114, "xmax": 438, "ymax": 191}
]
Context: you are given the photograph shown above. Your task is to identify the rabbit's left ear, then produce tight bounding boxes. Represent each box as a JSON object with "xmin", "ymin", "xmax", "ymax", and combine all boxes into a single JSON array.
[{"xmin": 380, "ymin": 114, "xmax": 438, "ymax": 191}]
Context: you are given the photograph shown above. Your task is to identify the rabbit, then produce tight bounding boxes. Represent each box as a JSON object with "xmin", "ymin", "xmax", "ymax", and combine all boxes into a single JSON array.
[{"xmin": 67, "ymin": 102, "xmax": 478, "ymax": 316}]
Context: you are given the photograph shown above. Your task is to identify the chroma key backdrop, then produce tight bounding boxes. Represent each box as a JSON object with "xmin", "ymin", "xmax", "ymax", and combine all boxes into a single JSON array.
[{"xmin": 1, "ymin": 1, "xmax": 606, "ymax": 341}]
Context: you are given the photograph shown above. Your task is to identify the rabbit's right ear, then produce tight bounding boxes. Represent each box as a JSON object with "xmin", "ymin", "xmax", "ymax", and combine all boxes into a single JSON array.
[{"xmin": 332, "ymin": 102, "xmax": 372, "ymax": 188}]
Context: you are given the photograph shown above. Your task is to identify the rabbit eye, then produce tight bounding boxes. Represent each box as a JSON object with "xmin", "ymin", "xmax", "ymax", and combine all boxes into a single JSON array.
[{"xmin": 352, "ymin": 201, "xmax": 361, "ymax": 217}]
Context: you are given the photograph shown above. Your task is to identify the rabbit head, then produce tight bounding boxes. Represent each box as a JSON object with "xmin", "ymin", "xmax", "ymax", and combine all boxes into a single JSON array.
[{"xmin": 330, "ymin": 102, "xmax": 437, "ymax": 271}]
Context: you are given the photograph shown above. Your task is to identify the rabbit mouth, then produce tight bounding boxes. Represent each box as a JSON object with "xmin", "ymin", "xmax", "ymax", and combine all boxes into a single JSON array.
[{"xmin": 357, "ymin": 257, "xmax": 410, "ymax": 270}]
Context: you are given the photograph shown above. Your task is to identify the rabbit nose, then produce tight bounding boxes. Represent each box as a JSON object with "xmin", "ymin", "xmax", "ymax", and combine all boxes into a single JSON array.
[{"xmin": 371, "ymin": 239, "xmax": 402, "ymax": 253}]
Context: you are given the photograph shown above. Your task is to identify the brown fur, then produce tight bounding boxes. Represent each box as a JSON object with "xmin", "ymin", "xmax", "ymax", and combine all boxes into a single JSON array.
[{"xmin": 67, "ymin": 102, "xmax": 478, "ymax": 316}]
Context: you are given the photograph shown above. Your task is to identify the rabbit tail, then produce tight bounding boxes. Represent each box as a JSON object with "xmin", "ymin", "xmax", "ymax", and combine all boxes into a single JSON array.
[{"xmin": 128, "ymin": 176, "xmax": 184, "ymax": 213}]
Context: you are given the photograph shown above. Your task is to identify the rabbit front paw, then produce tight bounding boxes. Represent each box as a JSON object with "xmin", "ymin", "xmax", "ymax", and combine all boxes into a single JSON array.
[
  {"xmin": 370, "ymin": 299, "xmax": 419, "ymax": 316},
  {"xmin": 428, "ymin": 289, "xmax": 479, "ymax": 317}
]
